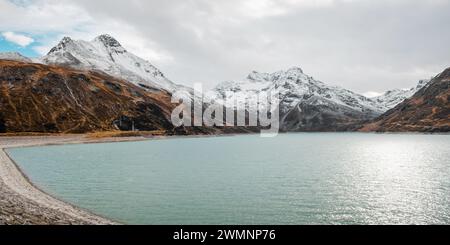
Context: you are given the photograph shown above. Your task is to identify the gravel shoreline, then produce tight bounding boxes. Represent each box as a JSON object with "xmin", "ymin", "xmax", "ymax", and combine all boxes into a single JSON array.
[{"xmin": 0, "ymin": 135, "xmax": 146, "ymax": 225}]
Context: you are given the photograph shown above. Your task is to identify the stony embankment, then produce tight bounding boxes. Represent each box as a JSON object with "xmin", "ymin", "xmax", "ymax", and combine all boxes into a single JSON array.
[
  {"xmin": 0, "ymin": 179, "xmax": 96, "ymax": 225},
  {"xmin": 0, "ymin": 135, "xmax": 143, "ymax": 225}
]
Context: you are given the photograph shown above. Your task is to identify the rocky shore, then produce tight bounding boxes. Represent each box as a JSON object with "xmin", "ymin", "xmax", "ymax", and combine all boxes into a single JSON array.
[{"xmin": 0, "ymin": 135, "xmax": 145, "ymax": 225}]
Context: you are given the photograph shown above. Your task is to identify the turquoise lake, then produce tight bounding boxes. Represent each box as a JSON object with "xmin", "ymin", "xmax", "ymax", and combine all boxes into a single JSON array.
[{"xmin": 7, "ymin": 133, "xmax": 450, "ymax": 224}]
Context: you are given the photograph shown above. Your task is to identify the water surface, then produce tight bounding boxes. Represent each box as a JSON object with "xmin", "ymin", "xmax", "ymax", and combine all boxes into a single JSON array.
[{"xmin": 8, "ymin": 133, "xmax": 450, "ymax": 224}]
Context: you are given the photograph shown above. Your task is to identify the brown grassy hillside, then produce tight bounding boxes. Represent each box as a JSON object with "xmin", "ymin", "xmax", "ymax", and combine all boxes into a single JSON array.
[{"xmin": 0, "ymin": 60, "xmax": 197, "ymax": 134}]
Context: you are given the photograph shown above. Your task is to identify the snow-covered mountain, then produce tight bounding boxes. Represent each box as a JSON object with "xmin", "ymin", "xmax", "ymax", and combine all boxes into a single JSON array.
[
  {"xmin": 373, "ymin": 79, "xmax": 429, "ymax": 110},
  {"xmin": 212, "ymin": 67, "xmax": 431, "ymax": 131},
  {"xmin": 39, "ymin": 34, "xmax": 179, "ymax": 92},
  {"xmin": 215, "ymin": 67, "xmax": 383, "ymax": 113},
  {"xmin": 0, "ymin": 52, "xmax": 32, "ymax": 63},
  {"xmin": 213, "ymin": 67, "xmax": 384, "ymax": 131}
]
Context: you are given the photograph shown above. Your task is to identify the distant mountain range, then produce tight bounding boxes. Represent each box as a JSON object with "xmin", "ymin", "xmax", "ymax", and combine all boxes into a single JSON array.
[
  {"xmin": 0, "ymin": 34, "xmax": 447, "ymax": 133},
  {"xmin": 212, "ymin": 67, "xmax": 428, "ymax": 131}
]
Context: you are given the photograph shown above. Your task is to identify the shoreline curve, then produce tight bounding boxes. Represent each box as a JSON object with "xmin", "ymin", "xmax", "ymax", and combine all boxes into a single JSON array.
[{"xmin": 0, "ymin": 135, "xmax": 148, "ymax": 225}]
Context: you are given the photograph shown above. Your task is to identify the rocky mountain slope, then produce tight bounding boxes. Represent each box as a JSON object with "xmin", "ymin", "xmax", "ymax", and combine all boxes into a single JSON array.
[
  {"xmin": 361, "ymin": 68, "xmax": 450, "ymax": 132},
  {"xmin": 39, "ymin": 34, "xmax": 179, "ymax": 93},
  {"xmin": 213, "ymin": 67, "xmax": 385, "ymax": 131},
  {"xmin": 0, "ymin": 60, "xmax": 210, "ymax": 134}
]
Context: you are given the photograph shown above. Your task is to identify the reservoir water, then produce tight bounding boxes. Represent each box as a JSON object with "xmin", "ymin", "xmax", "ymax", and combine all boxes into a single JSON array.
[{"xmin": 7, "ymin": 133, "xmax": 450, "ymax": 224}]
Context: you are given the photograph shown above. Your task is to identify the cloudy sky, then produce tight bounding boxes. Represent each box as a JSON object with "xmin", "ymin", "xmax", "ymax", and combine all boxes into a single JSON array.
[{"xmin": 0, "ymin": 0, "xmax": 449, "ymax": 95}]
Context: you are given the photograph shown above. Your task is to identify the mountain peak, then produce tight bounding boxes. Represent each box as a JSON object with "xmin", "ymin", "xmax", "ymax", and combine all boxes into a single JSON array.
[
  {"xmin": 94, "ymin": 34, "xmax": 122, "ymax": 48},
  {"xmin": 58, "ymin": 36, "xmax": 74, "ymax": 47},
  {"xmin": 416, "ymin": 79, "xmax": 430, "ymax": 89},
  {"xmin": 61, "ymin": 36, "xmax": 73, "ymax": 43},
  {"xmin": 47, "ymin": 36, "xmax": 74, "ymax": 55},
  {"xmin": 247, "ymin": 71, "xmax": 271, "ymax": 81},
  {"xmin": 287, "ymin": 66, "xmax": 303, "ymax": 74},
  {"xmin": 246, "ymin": 67, "xmax": 306, "ymax": 82}
]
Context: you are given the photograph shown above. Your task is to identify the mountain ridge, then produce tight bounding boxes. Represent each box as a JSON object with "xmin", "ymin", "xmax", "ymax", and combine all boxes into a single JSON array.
[
  {"xmin": 360, "ymin": 67, "xmax": 450, "ymax": 132},
  {"xmin": 372, "ymin": 79, "xmax": 429, "ymax": 110}
]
